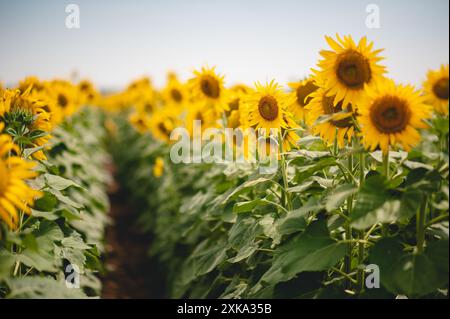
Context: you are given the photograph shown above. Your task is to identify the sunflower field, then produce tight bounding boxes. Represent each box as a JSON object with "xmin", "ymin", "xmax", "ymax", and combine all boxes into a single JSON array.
[{"xmin": 0, "ymin": 35, "xmax": 449, "ymax": 300}]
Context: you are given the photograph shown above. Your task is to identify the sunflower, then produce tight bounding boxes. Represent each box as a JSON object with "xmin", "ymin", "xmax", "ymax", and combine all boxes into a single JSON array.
[
  {"xmin": 242, "ymin": 80, "xmax": 292, "ymax": 135},
  {"xmin": 423, "ymin": 64, "xmax": 449, "ymax": 115},
  {"xmin": 152, "ymin": 157, "xmax": 164, "ymax": 178},
  {"xmin": 185, "ymin": 102, "xmax": 219, "ymax": 136},
  {"xmin": 149, "ymin": 109, "xmax": 181, "ymax": 143},
  {"xmin": 189, "ymin": 66, "xmax": 229, "ymax": 113},
  {"xmin": 358, "ymin": 79, "xmax": 431, "ymax": 153},
  {"xmin": 1, "ymin": 88, "xmax": 52, "ymax": 159},
  {"xmin": 314, "ymin": 34, "xmax": 386, "ymax": 107},
  {"xmin": 162, "ymin": 75, "xmax": 189, "ymax": 108},
  {"xmin": 287, "ymin": 77, "xmax": 319, "ymax": 122},
  {"xmin": 44, "ymin": 80, "xmax": 80, "ymax": 118},
  {"xmin": 129, "ymin": 111, "xmax": 152, "ymax": 134},
  {"xmin": 281, "ymin": 113, "xmax": 301, "ymax": 151},
  {"xmin": 0, "ymin": 127, "xmax": 42, "ymax": 229},
  {"xmin": 306, "ymin": 86, "xmax": 355, "ymax": 148},
  {"xmin": 78, "ymin": 79, "xmax": 100, "ymax": 106}
]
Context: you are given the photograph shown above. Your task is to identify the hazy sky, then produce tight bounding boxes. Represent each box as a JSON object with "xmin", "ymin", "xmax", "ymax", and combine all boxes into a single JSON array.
[{"xmin": 0, "ymin": 0, "xmax": 448, "ymax": 89}]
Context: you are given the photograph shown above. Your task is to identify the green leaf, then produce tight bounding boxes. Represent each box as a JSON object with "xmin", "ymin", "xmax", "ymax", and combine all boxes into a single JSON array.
[
  {"xmin": 369, "ymin": 237, "xmax": 444, "ymax": 298},
  {"xmin": 33, "ymin": 191, "xmax": 58, "ymax": 212},
  {"xmin": 44, "ymin": 174, "xmax": 84, "ymax": 191},
  {"xmin": 326, "ymin": 184, "xmax": 358, "ymax": 212},
  {"xmin": 5, "ymin": 277, "xmax": 87, "ymax": 299},
  {"xmin": 251, "ymin": 220, "xmax": 345, "ymax": 294},
  {"xmin": 0, "ymin": 250, "xmax": 15, "ymax": 280}
]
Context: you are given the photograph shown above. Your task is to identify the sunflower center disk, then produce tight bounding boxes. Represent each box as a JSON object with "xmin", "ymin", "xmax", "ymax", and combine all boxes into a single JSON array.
[
  {"xmin": 322, "ymin": 95, "xmax": 353, "ymax": 128},
  {"xmin": 158, "ymin": 122, "xmax": 171, "ymax": 137},
  {"xmin": 200, "ymin": 76, "xmax": 220, "ymax": 98},
  {"xmin": 337, "ymin": 50, "xmax": 371, "ymax": 89},
  {"xmin": 370, "ymin": 96, "xmax": 411, "ymax": 133},
  {"xmin": 170, "ymin": 89, "xmax": 183, "ymax": 103},
  {"xmin": 0, "ymin": 160, "xmax": 8, "ymax": 195},
  {"xmin": 258, "ymin": 96, "xmax": 279, "ymax": 121},
  {"xmin": 433, "ymin": 77, "xmax": 449, "ymax": 100},
  {"xmin": 58, "ymin": 94, "xmax": 68, "ymax": 108},
  {"xmin": 296, "ymin": 81, "xmax": 318, "ymax": 107}
]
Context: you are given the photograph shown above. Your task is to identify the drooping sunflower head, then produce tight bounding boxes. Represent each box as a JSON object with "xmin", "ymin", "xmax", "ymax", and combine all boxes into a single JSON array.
[
  {"xmin": 189, "ymin": 66, "xmax": 228, "ymax": 113},
  {"xmin": 281, "ymin": 112, "xmax": 301, "ymax": 151},
  {"xmin": 423, "ymin": 64, "xmax": 449, "ymax": 115},
  {"xmin": 305, "ymin": 86, "xmax": 355, "ymax": 148},
  {"xmin": 314, "ymin": 34, "xmax": 386, "ymax": 106},
  {"xmin": 242, "ymin": 80, "xmax": 292, "ymax": 135},
  {"xmin": 288, "ymin": 77, "xmax": 319, "ymax": 122},
  {"xmin": 0, "ymin": 133, "xmax": 42, "ymax": 229},
  {"xmin": 358, "ymin": 79, "xmax": 432, "ymax": 153}
]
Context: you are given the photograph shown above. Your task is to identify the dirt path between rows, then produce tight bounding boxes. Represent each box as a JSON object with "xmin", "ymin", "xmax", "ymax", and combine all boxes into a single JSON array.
[{"xmin": 100, "ymin": 164, "xmax": 165, "ymax": 299}]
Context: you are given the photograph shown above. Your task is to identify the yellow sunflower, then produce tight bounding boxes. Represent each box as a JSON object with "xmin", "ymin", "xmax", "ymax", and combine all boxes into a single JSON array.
[
  {"xmin": 281, "ymin": 113, "xmax": 301, "ymax": 151},
  {"xmin": 185, "ymin": 102, "xmax": 219, "ymax": 136},
  {"xmin": 306, "ymin": 86, "xmax": 355, "ymax": 148},
  {"xmin": 423, "ymin": 64, "xmax": 449, "ymax": 115},
  {"xmin": 314, "ymin": 34, "xmax": 386, "ymax": 106},
  {"xmin": 358, "ymin": 79, "xmax": 431, "ymax": 153},
  {"xmin": 129, "ymin": 111, "xmax": 152, "ymax": 134},
  {"xmin": 78, "ymin": 79, "xmax": 100, "ymax": 106},
  {"xmin": 189, "ymin": 66, "xmax": 229, "ymax": 113},
  {"xmin": 287, "ymin": 77, "xmax": 319, "ymax": 122},
  {"xmin": 242, "ymin": 80, "xmax": 292, "ymax": 135},
  {"xmin": 162, "ymin": 75, "xmax": 189, "ymax": 108},
  {"xmin": 1, "ymin": 88, "xmax": 52, "ymax": 160},
  {"xmin": 149, "ymin": 109, "xmax": 181, "ymax": 143},
  {"xmin": 44, "ymin": 80, "xmax": 80, "ymax": 118},
  {"xmin": 0, "ymin": 127, "xmax": 42, "ymax": 229},
  {"xmin": 152, "ymin": 157, "xmax": 165, "ymax": 178}
]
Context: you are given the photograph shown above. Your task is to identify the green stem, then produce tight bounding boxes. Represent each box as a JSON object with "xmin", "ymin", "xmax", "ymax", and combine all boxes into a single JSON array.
[
  {"xmin": 278, "ymin": 132, "xmax": 293, "ymax": 211},
  {"xmin": 356, "ymin": 151, "xmax": 366, "ymax": 292},
  {"xmin": 416, "ymin": 197, "xmax": 428, "ymax": 254},
  {"xmin": 344, "ymin": 140, "xmax": 354, "ymax": 287},
  {"xmin": 382, "ymin": 150, "xmax": 390, "ymax": 236}
]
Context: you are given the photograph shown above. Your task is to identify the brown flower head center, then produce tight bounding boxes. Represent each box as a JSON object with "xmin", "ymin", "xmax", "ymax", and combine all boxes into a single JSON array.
[
  {"xmin": 170, "ymin": 89, "xmax": 183, "ymax": 103},
  {"xmin": 370, "ymin": 95, "xmax": 411, "ymax": 133},
  {"xmin": 336, "ymin": 50, "xmax": 371, "ymax": 89},
  {"xmin": 200, "ymin": 75, "xmax": 220, "ymax": 98},
  {"xmin": 58, "ymin": 94, "xmax": 68, "ymax": 108},
  {"xmin": 296, "ymin": 81, "xmax": 318, "ymax": 107},
  {"xmin": 0, "ymin": 160, "xmax": 8, "ymax": 195},
  {"xmin": 433, "ymin": 77, "xmax": 449, "ymax": 100},
  {"xmin": 158, "ymin": 122, "xmax": 171, "ymax": 137},
  {"xmin": 322, "ymin": 95, "xmax": 353, "ymax": 128},
  {"xmin": 258, "ymin": 95, "xmax": 279, "ymax": 121},
  {"xmin": 228, "ymin": 98, "xmax": 240, "ymax": 112}
]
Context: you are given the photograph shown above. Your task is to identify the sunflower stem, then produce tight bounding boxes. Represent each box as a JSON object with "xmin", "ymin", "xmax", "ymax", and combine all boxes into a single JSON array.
[
  {"xmin": 381, "ymin": 150, "xmax": 390, "ymax": 236},
  {"xmin": 278, "ymin": 132, "xmax": 292, "ymax": 211},
  {"xmin": 344, "ymin": 138, "xmax": 355, "ymax": 288},
  {"xmin": 356, "ymin": 150, "xmax": 366, "ymax": 292},
  {"xmin": 416, "ymin": 196, "xmax": 428, "ymax": 254}
]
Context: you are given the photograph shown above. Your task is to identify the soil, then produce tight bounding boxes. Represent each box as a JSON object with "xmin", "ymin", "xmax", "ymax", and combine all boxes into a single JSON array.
[{"xmin": 100, "ymin": 163, "xmax": 166, "ymax": 299}]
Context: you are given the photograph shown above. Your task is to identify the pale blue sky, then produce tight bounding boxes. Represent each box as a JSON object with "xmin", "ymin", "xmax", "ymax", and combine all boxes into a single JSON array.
[{"xmin": 0, "ymin": 0, "xmax": 448, "ymax": 89}]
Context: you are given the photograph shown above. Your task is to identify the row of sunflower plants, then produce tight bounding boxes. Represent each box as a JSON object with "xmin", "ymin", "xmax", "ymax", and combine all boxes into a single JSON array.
[
  {"xmin": 104, "ymin": 34, "xmax": 449, "ymax": 298},
  {"xmin": 0, "ymin": 79, "xmax": 110, "ymax": 298}
]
